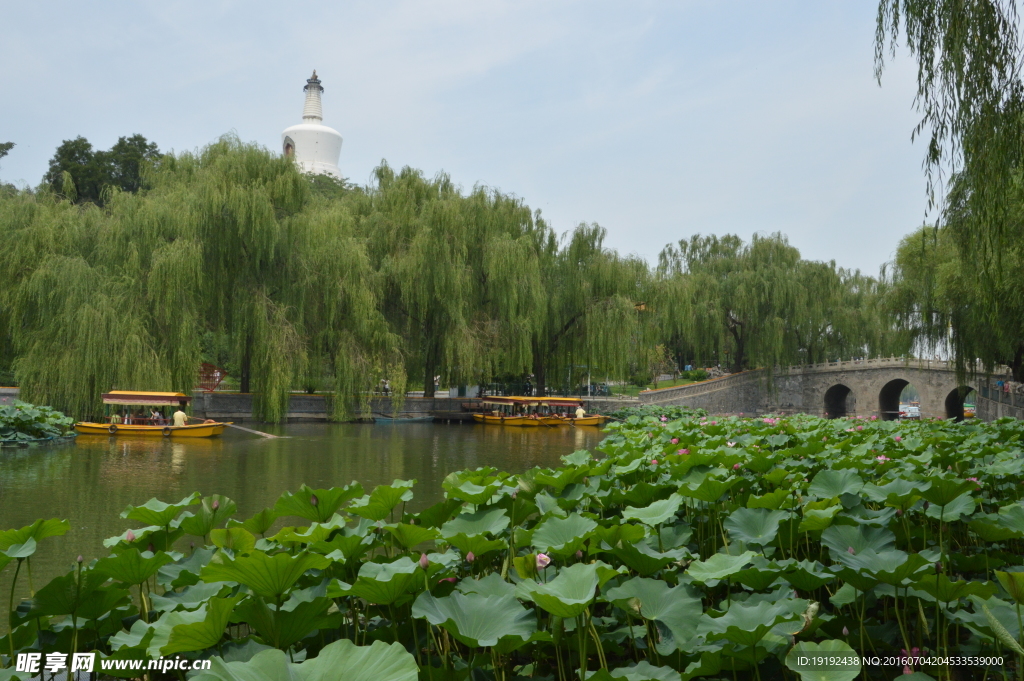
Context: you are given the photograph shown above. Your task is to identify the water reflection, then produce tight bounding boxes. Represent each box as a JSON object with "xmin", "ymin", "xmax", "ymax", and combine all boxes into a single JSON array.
[{"xmin": 0, "ymin": 422, "xmax": 604, "ymax": 592}]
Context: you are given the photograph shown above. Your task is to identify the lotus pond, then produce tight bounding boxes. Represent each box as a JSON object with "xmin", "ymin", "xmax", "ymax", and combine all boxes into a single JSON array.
[{"xmin": 3, "ymin": 409, "xmax": 1024, "ymax": 681}]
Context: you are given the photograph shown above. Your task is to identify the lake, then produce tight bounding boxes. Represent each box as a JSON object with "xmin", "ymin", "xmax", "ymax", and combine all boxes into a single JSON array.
[{"xmin": 0, "ymin": 422, "xmax": 605, "ymax": 596}]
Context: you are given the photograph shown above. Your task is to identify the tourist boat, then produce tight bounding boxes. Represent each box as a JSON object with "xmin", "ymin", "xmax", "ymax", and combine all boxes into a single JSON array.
[
  {"xmin": 472, "ymin": 397, "xmax": 608, "ymax": 427},
  {"xmin": 75, "ymin": 391, "xmax": 230, "ymax": 438}
]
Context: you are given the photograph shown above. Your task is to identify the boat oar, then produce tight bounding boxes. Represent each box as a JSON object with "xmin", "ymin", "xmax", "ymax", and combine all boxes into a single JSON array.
[{"xmin": 223, "ymin": 423, "xmax": 285, "ymax": 439}]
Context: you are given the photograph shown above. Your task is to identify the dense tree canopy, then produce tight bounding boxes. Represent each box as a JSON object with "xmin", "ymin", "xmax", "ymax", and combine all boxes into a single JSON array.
[
  {"xmin": 876, "ymin": 0, "xmax": 1024, "ymax": 380},
  {"xmin": 0, "ymin": 136, "xmax": 905, "ymax": 419}
]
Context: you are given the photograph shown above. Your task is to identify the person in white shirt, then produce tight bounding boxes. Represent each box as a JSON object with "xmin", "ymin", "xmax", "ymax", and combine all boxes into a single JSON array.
[{"xmin": 575, "ymin": 406, "xmax": 586, "ymax": 419}]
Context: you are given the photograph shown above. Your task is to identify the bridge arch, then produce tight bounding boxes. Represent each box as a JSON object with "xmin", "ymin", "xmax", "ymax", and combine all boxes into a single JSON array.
[
  {"xmin": 878, "ymin": 378, "xmax": 910, "ymax": 421},
  {"xmin": 944, "ymin": 386, "xmax": 976, "ymax": 421},
  {"xmin": 823, "ymin": 384, "xmax": 855, "ymax": 418}
]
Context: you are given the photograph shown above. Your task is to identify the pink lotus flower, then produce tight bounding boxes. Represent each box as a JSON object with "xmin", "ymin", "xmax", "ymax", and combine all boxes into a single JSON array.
[
  {"xmin": 536, "ymin": 553, "xmax": 551, "ymax": 569},
  {"xmin": 670, "ymin": 438, "xmax": 678, "ymax": 444},
  {"xmin": 419, "ymin": 553, "xmax": 429, "ymax": 569},
  {"xmin": 847, "ymin": 547, "xmax": 855, "ymax": 554},
  {"xmin": 679, "ymin": 449, "xmax": 689, "ymax": 455},
  {"xmin": 126, "ymin": 530, "xmax": 136, "ymax": 543},
  {"xmin": 660, "ymin": 416, "xmax": 668, "ymax": 422},
  {"xmin": 894, "ymin": 435, "xmax": 902, "ymax": 442},
  {"xmin": 710, "ymin": 421, "xmax": 717, "ymax": 425},
  {"xmin": 576, "ymin": 550, "xmax": 583, "ymax": 559},
  {"xmin": 733, "ymin": 463, "xmax": 741, "ymax": 470},
  {"xmin": 822, "ymin": 437, "xmax": 828, "ymax": 442},
  {"xmin": 856, "ymin": 425, "xmax": 863, "ymax": 431},
  {"xmin": 466, "ymin": 552, "xmax": 475, "ymax": 563},
  {"xmin": 727, "ymin": 441, "xmax": 735, "ymax": 447},
  {"xmin": 876, "ymin": 455, "xmax": 890, "ymax": 463},
  {"xmin": 439, "ymin": 577, "xmax": 457, "ymax": 584},
  {"xmin": 870, "ymin": 415, "xmax": 878, "ymax": 420},
  {"xmin": 651, "ymin": 459, "xmax": 658, "ymax": 465}
]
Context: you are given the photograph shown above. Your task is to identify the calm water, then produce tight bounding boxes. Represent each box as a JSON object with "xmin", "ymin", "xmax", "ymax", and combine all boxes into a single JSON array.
[{"xmin": 0, "ymin": 422, "xmax": 604, "ymax": 595}]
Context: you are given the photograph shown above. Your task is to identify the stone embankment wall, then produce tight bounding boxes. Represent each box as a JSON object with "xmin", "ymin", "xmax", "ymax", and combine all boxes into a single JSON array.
[
  {"xmin": 639, "ymin": 372, "xmax": 766, "ymax": 414},
  {"xmin": 976, "ymin": 380, "xmax": 1024, "ymax": 421}
]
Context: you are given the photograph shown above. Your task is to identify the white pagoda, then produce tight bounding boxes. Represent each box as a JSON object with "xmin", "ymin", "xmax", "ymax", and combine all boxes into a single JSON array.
[{"xmin": 281, "ymin": 71, "xmax": 343, "ymax": 178}]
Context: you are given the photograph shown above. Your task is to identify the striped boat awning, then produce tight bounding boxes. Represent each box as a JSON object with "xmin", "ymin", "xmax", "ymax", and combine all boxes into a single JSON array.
[{"xmin": 102, "ymin": 391, "xmax": 191, "ymax": 406}]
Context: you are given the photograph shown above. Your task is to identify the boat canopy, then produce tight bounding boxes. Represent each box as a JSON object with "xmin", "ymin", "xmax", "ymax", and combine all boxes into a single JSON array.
[
  {"xmin": 102, "ymin": 391, "xmax": 192, "ymax": 406},
  {"xmin": 479, "ymin": 396, "xmax": 582, "ymax": 407}
]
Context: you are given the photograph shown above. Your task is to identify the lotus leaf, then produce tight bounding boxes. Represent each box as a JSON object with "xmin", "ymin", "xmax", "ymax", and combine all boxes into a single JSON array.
[
  {"xmin": 412, "ymin": 590, "xmax": 536, "ymax": 652},
  {"xmin": 232, "ymin": 508, "xmax": 280, "ymax": 537},
  {"xmin": 440, "ymin": 507, "xmax": 510, "ymax": 537},
  {"xmin": 603, "ymin": 576, "xmax": 702, "ymax": 652},
  {"xmin": 384, "ymin": 523, "xmax": 439, "ymax": 549},
  {"xmin": 161, "ymin": 595, "xmax": 242, "ymax": 654},
  {"xmin": 686, "ymin": 551, "xmax": 757, "ymax": 583},
  {"xmin": 622, "ymin": 494, "xmax": 682, "ymax": 527},
  {"xmin": 193, "ymin": 639, "xmax": 417, "ymax": 681},
  {"xmin": 211, "ymin": 527, "xmax": 257, "ymax": 554},
  {"xmin": 808, "ymin": 470, "xmax": 864, "ymax": 499},
  {"xmin": 150, "ymin": 581, "xmax": 232, "ymax": 612},
  {"xmin": 234, "ymin": 593, "xmax": 334, "ymax": 650},
  {"xmin": 178, "ymin": 495, "xmax": 237, "ymax": 537},
  {"xmin": 517, "ymin": 561, "xmax": 622, "ymax": 618},
  {"xmin": 348, "ymin": 479, "xmax": 415, "ymax": 521},
  {"xmin": 200, "ymin": 550, "xmax": 330, "ymax": 600},
  {"xmin": 274, "ymin": 483, "xmax": 364, "ymax": 523},
  {"xmin": 0, "ymin": 518, "xmax": 70, "ymax": 550},
  {"xmin": 785, "ymin": 639, "xmax": 860, "ymax": 681},
  {"xmin": 924, "ymin": 492, "xmax": 976, "ymax": 521},
  {"xmin": 916, "ymin": 574, "xmax": 996, "ymax": 602},
  {"xmin": 121, "ymin": 493, "xmax": 200, "ymax": 527},
  {"xmin": 920, "ymin": 477, "xmax": 977, "ymax": 507},
  {"xmin": 532, "ymin": 512, "xmax": 598, "ymax": 556},
  {"xmin": 345, "ymin": 557, "xmax": 420, "ymax": 605},
  {"xmin": 456, "ymin": 572, "xmax": 516, "ymax": 598},
  {"xmin": 821, "ymin": 524, "xmax": 895, "ymax": 557},
  {"xmin": 724, "ymin": 508, "xmax": 788, "ymax": 546},
  {"xmin": 95, "ymin": 548, "xmax": 174, "ymax": 585},
  {"xmin": 703, "ymin": 599, "xmax": 800, "ymax": 647}
]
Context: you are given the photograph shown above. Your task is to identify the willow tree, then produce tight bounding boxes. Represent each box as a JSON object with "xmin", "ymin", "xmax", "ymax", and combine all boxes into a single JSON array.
[
  {"xmin": 353, "ymin": 164, "xmax": 544, "ymax": 396},
  {"xmin": 0, "ymin": 138, "xmax": 398, "ymax": 420},
  {"xmin": 876, "ymin": 0, "xmax": 1024, "ymax": 378},
  {"xmin": 529, "ymin": 223, "xmax": 652, "ymax": 396}
]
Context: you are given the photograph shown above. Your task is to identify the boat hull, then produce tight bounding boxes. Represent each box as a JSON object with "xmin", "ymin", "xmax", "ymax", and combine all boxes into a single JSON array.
[
  {"xmin": 472, "ymin": 414, "xmax": 607, "ymax": 427},
  {"xmin": 75, "ymin": 422, "xmax": 230, "ymax": 438},
  {"xmin": 542, "ymin": 416, "xmax": 608, "ymax": 426}
]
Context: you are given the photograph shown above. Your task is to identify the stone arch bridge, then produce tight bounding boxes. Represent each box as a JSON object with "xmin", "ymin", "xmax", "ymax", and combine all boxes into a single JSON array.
[{"xmin": 639, "ymin": 358, "xmax": 981, "ymax": 420}]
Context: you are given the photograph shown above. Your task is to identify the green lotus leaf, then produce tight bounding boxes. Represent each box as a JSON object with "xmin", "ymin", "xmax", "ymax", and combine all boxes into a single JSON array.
[
  {"xmin": 191, "ymin": 647, "xmax": 298, "ymax": 681},
  {"xmin": 95, "ymin": 548, "xmax": 174, "ymax": 586},
  {"xmin": 821, "ymin": 524, "xmax": 895, "ymax": 557},
  {"xmin": 679, "ymin": 477, "xmax": 738, "ymax": 503},
  {"xmin": 211, "ymin": 527, "xmax": 258, "ymax": 554},
  {"xmin": 443, "ymin": 474, "xmax": 502, "ymax": 504},
  {"xmin": 607, "ymin": 540, "xmax": 685, "ymax": 577},
  {"xmin": 0, "ymin": 518, "xmax": 70, "ymax": 550},
  {"xmin": 346, "ymin": 557, "xmax": 420, "ymax": 605},
  {"xmin": 29, "ymin": 569, "xmax": 129, "ymax": 618},
  {"xmin": 159, "ymin": 547, "xmax": 215, "ymax": 589},
  {"xmin": 996, "ymin": 571, "xmax": 1024, "ymax": 605},
  {"xmin": 703, "ymin": 599, "xmax": 801, "ymax": 647},
  {"xmin": 724, "ymin": 508, "xmax": 788, "ymax": 546},
  {"xmin": 587, "ymin": 661, "xmax": 681, "ymax": 681},
  {"xmin": 3, "ymin": 538, "xmax": 36, "ymax": 560},
  {"xmin": 517, "ymin": 561, "xmax": 622, "ymax": 618},
  {"xmin": 808, "ymin": 470, "xmax": 864, "ymax": 499},
  {"xmin": 415, "ymin": 498, "xmax": 465, "ymax": 528},
  {"xmin": 924, "ymin": 493, "xmax": 976, "ymax": 522},
  {"xmin": 295, "ymin": 638, "xmax": 418, "ymax": 681},
  {"xmin": 103, "ymin": 525, "xmax": 164, "ymax": 548},
  {"xmin": 440, "ymin": 507, "xmax": 510, "ymax": 537},
  {"xmin": 915, "ymin": 574, "xmax": 996, "ymax": 603},
  {"xmin": 686, "ymin": 551, "xmax": 757, "ymax": 583},
  {"xmin": 798, "ymin": 507, "xmax": 841, "ymax": 532},
  {"xmin": 970, "ymin": 517, "xmax": 1020, "ymax": 542},
  {"xmin": 455, "ymin": 572, "xmax": 517, "ymax": 598},
  {"xmin": 148, "ymin": 580, "xmax": 230, "ymax": 612},
  {"xmin": 121, "ymin": 493, "xmax": 201, "ymax": 527},
  {"xmin": 231, "ymin": 508, "xmax": 280, "ymax": 537},
  {"xmin": 733, "ymin": 565, "xmax": 783, "ymax": 591},
  {"xmin": 200, "ymin": 550, "xmax": 330, "ymax": 599},
  {"xmin": 839, "ymin": 549, "xmax": 932, "ymax": 586},
  {"xmin": 412, "ymin": 590, "xmax": 536, "ymax": 653},
  {"xmin": 532, "ymin": 512, "xmax": 598, "ymax": 556},
  {"xmin": 384, "ymin": 523, "xmax": 439, "ymax": 549},
  {"xmin": 160, "ymin": 595, "xmax": 243, "ymax": 655},
  {"xmin": 920, "ymin": 477, "xmax": 977, "ymax": 507},
  {"xmin": 274, "ymin": 483, "xmax": 364, "ymax": 523},
  {"xmin": 445, "ymin": 533, "xmax": 507, "ymax": 558},
  {"xmin": 622, "ymin": 494, "xmax": 682, "ymax": 527},
  {"xmin": 234, "ymin": 593, "xmax": 333, "ymax": 650},
  {"xmin": 270, "ymin": 515, "xmax": 347, "ymax": 545},
  {"xmin": 785, "ymin": 639, "xmax": 860, "ymax": 681},
  {"xmin": 178, "ymin": 495, "xmax": 237, "ymax": 538},
  {"xmin": 782, "ymin": 560, "xmax": 835, "ymax": 590},
  {"xmin": 862, "ymin": 478, "xmax": 925, "ymax": 510},
  {"xmin": 603, "ymin": 576, "xmax": 702, "ymax": 652},
  {"xmin": 593, "ymin": 523, "xmax": 647, "ymax": 547},
  {"xmin": 747, "ymin": 489, "xmax": 796, "ymax": 509},
  {"xmin": 348, "ymin": 480, "xmax": 415, "ymax": 521},
  {"xmin": 998, "ymin": 504, "xmax": 1024, "ymax": 535}
]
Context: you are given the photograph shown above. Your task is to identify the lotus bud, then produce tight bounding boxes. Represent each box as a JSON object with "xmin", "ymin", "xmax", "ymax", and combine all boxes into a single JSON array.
[
  {"xmin": 77, "ymin": 555, "xmax": 84, "ymax": 564},
  {"xmin": 733, "ymin": 463, "xmax": 740, "ymax": 470},
  {"xmin": 466, "ymin": 552, "xmax": 475, "ymax": 563},
  {"xmin": 419, "ymin": 553, "xmax": 429, "ymax": 569},
  {"xmin": 511, "ymin": 490, "xmax": 518, "ymax": 499},
  {"xmin": 847, "ymin": 547, "xmax": 855, "ymax": 555},
  {"xmin": 651, "ymin": 459, "xmax": 658, "ymax": 466},
  {"xmin": 126, "ymin": 530, "xmax": 136, "ymax": 543},
  {"xmin": 894, "ymin": 435, "xmax": 902, "ymax": 442},
  {"xmin": 935, "ymin": 562, "xmax": 942, "ymax": 573},
  {"xmin": 895, "ymin": 509, "xmax": 903, "ymax": 516},
  {"xmin": 710, "ymin": 421, "xmax": 717, "ymax": 425},
  {"xmin": 212, "ymin": 499, "xmax": 220, "ymax": 510},
  {"xmin": 147, "ymin": 542, "xmax": 155, "ymax": 553},
  {"xmin": 842, "ymin": 626, "xmax": 849, "ymax": 636},
  {"xmin": 681, "ymin": 449, "xmax": 689, "ymax": 455},
  {"xmin": 309, "ymin": 494, "xmax": 319, "ymax": 508},
  {"xmin": 536, "ymin": 553, "xmax": 551, "ymax": 569},
  {"xmin": 576, "ymin": 550, "xmax": 583, "ymax": 559},
  {"xmin": 438, "ymin": 577, "xmax": 457, "ymax": 584},
  {"xmin": 923, "ymin": 501, "xmax": 930, "ymax": 510},
  {"xmin": 670, "ymin": 438, "xmax": 678, "ymax": 444}
]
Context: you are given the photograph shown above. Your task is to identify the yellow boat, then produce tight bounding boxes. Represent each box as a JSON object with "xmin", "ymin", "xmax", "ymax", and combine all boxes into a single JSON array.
[
  {"xmin": 75, "ymin": 391, "xmax": 231, "ymax": 438},
  {"xmin": 471, "ymin": 397, "xmax": 608, "ymax": 427}
]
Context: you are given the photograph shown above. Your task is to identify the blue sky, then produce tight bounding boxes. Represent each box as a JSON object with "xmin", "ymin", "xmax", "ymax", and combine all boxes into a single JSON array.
[{"xmin": 1, "ymin": 1, "xmax": 927, "ymax": 275}]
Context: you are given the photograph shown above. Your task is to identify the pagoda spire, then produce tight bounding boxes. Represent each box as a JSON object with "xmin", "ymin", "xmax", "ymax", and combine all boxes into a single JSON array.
[{"xmin": 302, "ymin": 70, "xmax": 323, "ymax": 122}]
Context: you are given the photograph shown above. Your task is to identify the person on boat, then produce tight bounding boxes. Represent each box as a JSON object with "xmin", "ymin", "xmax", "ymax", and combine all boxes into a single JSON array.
[
  {"xmin": 150, "ymin": 409, "xmax": 164, "ymax": 425},
  {"xmin": 110, "ymin": 412, "xmax": 122, "ymax": 425},
  {"xmin": 172, "ymin": 406, "xmax": 189, "ymax": 427},
  {"xmin": 575, "ymin": 406, "xmax": 586, "ymax": 419}
]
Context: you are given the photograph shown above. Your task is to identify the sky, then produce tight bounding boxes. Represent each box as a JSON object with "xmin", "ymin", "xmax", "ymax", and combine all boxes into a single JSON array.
[{"xmin": 1, "ymin": 0, "xmax": 929, "ymax": 276}]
